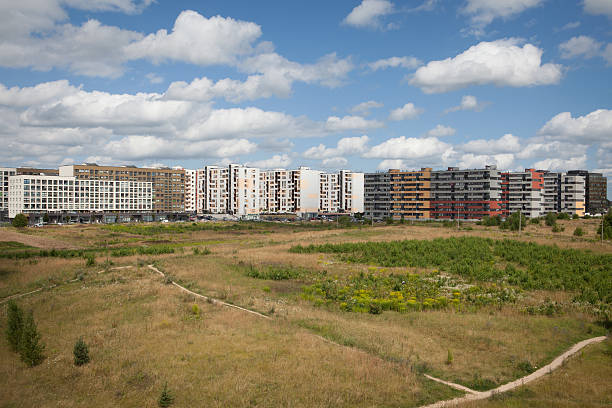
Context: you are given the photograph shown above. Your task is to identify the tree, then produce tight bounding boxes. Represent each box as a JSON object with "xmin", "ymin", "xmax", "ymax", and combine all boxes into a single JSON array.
[
  {"xmin": 500, "ymin": 212, "xmax": 526, "ymax": 231},
  {"xmin": 19, "ymin": 310, "xmax": 45, "ymax": 367},
  {"xmin": 545, "ymin": 212, "xmax": 557, "ymax": 227},
  {"xmin": 598, "ymin": 211, "xmax": 612, "ymax": 240},
  {"xmin": 12, "ymin": 213, "xmax": 28, "ymax": 228},
  {"xmin": 6, "ymin": 301, "xmax": 24, "ymax": 352},
  {"xmin": 42, "ymin": 213, "xmax": 49, "ymax": 223},
  {"xmin": 158, "ymin": 383, "xmax": 174, "ymax": 407},
  {"xmin": 73, "ymin": 337, "xmax": 90, "ymax": 366}
]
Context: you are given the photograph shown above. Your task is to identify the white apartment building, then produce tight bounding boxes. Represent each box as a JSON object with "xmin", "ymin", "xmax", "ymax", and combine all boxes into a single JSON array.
[
  {"xmin": 505, "ymin": 169, "xmax": 544, "ymax": 218},
  {"xmin": 559, "ymin": 173, "xmax": 585, "ymax": 216},
  {"xmin": 202, "ymin": 166, "xmax": 229, "ymax": 214},
  {"xmin": 1, "ymin": 167, "xmax": 17, "ymax": 212},
  {"xmin": 196, "ymin": 168, "xmax": 206, "ymax": 215},
  {"xmin": 183, "ymin": 169, "xmax": 198, "ymax": 213},
  {"xmin": 229, "ymin": 164, "xmax": 260, "ymax": 216},
  {"xmin": 541, "ymin": 172, "xmax": 560, "ymax": 214},
  {"xmin": 8, "ymin": 175, "xmax": 152, "ymax": 218},
  {"xmin": 320, "ymin": 173, "xmax": 340, "ymax": 213},
  {"xmin": 260, "ymin": 169, "xmax": 294, "ymax": 213},
  {"xmin": 340, "ymin": 170, "xmax": 364, "ymax": 214},
  {"xmin": 292, "ymin": 167, "xmax": 321, "ymax": 214}
]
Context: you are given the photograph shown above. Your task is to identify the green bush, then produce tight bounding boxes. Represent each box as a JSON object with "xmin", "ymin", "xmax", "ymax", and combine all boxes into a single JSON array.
[
  {"xmin": 73, "ymin": 337, "xmax": 90, "ymax": 366},
  {"xmin": 6, "ymin": 301, "xmax": 24, "ymax": 352},
  {"xmin": 481, "ymin": 215, "xmax": 501, "ymax": 226},
  {"xmin": 19, "ymin": 310, "xmax": 45, "ymax": 367},
  {"xmin": 597, "ymin": 212, "xmax": 612, "ymax": 240},
  {"xmin": 385, "ymin": 217, "xmax": 394, "ymax": 225},
  {"xmin": 572, "ymin": 213, "xmax": 580, "ymax": 220},
  {"xmin": 573, "ymin": 227, "xmax": 584, "ymax": 237},
  {"xmin": 552, "ymin": 224, "xmax": 564, "ymax": 233},
  {"xmin": 500, "ymin": 212, "xmax": 526, "ymax": 231},
  {"xmin": 529, "ymin": 217, "xmax": 540, "ymax": 225},
  {"xmin": 545, "ymin": 212, "xmax": 557, "ymax": 226},
  {"xmin": 12, "ymin": 213, "xmax": 28, "ymax": 228},
  {"xmin": 158, "ymin": 383, "xmax": 174, "ymax": 407},
  {"xmin": 85, "ymin": 254, "xmax": 96, "ymax": 266},
  {"xmin": 557, "ymin": 212, "xmax": 570, "ymax": 220},
  {"xmin": 242, "ymin": 264, "xmax": 302, "ymax": 280}
]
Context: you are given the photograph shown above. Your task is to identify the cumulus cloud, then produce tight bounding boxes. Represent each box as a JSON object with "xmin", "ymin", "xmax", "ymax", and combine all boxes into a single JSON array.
[
  {"xmin": 559, "ymin": 35, "xmax": 603, "ymax": 59},
  {"xmin": 364, "ymin": 136, "xmax": 454, "ymax": 160},
  {"xmin": 343, "ymin": 0, "xmax": 395, "ymax": 29},
  {"xmin": 462, "ymin": 0, "xmax": 544, "ymax": 30},
  {"xmin": 461, "ymin": 134, "xmax": 521, "ymax": 154},
  {"xmin": 125, "ymin": 11, "xmax": 261, "ymax": 66},
  {"xmin": 247, "ymin": 154, "xmax": 292, "ymax": 169},
  {"xmin": 388, "ymin": 103, "xmax": 424, "ymax": 121},
  {"xmin": 325, "ymin": 116, "xmax": 384, "ymax": 132},
  {"xmin": 322, "ymin": 157, "xmax": 349, "ymax": 168},
  {"xmin": 537, "ymin": 109, "xmax": 612, "ymax": 143},
  {"xmin": 377, "ymin": 159, "xmax": 408, "ymax": 170},
  {"xmin": 145, "ymin": 73, "xmax": 164, "ymax": 84},
  {"xmin": 444, "ymin": 95, "xmax": 487, "ymax": 113},
  {"xmin": 410, "ymin": 39, "xmax": 563, "ymax": 93},
  {"xmin": 515, "ymin": 141, "xmax": 588, "ymax": 160},
  {"xmin": 533, "ymin": 156, "xmax": 587, "ymax": 171},
  {"xmin": 426, "ymin": 125, "xmax": 456, "ymax": 138},
  {"xmin": 368, "ymin": 56, "xmax": 422, "ymax": 71},
  {"xmin": 303, "ymin": 136, "xmax": 370, "ymax": 159},
  {"xmin": 349, "ymin": 100, "xmax": 383, "ymax": 116},
  {"xmin": 459, "ymin": 153, "xmax": 515, "ymax": 169},
  {"xmin": 583, "ymin": 0, "xmax": 612, "ymax": 19}
]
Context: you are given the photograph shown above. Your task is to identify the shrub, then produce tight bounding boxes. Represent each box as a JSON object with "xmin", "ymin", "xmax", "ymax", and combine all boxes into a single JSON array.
[
  {"xmin": 12, "ymin": 213, "xmax": 28, "ymax": 228},
  {"xmin": 446, "ymin": 349, "xmax": 453, "ymax": 365},
  {"xmin": 158, "ymin": 383, "xmax": 174, "ymax": 407},
  {"xmin": 191, "ymin": 304, "xmax": 200, "ymax": 318},
  {"xmin": 385, "ymin": 217, "xmax": 394, "ymax": 225},
  {"xmin": 73, "ymin": 337, "xmax": 90, "ymax": 366},
  {"xmin": 572, "ymin": 213, "xmax": 579, "ymax": 220},
  {"xmin": 557, "ymin": 212, "xmax": 570, "ymax": 220},
  {"xmin": 545, "ymin": 212, "xmax": 557, "ymax": 226},
  {"xmin": 85, "ymin": 254, "xmax": 96, "ymax": 267},
  {"xmin": 42, "ymin": 213, "xmax": 49, "ymax": 223},
  {"xmin": 482, "ymin": 215, "xmax": 501, "ymax": 226},
  {"xmin": 338, "ymin": 215, "xmax": 352, "ymax": 227},
  {"xmin": 529, "ymin": 217, "xmax": 540, "ymax": 225},
  {"xmin": 573, "ymin": 227, "xmax": 584, "ymax": 237},
  {"xmin": 500, "ymin": 212, "xmax": 526, "ymax": 231},
  {"xmin": 597, "ymin": 212, "xmax": 612, "ymax": 240},
  {"xmin": 552, "ymin": 224, "xmax": 564, "ymax": 233},
  {"xmin": 19, "ymin": 310, "xmax": 45, "ymax": 367},
  {"xmin": 6, "ymin": 301, "xmax": 24, "ymax": 352}
]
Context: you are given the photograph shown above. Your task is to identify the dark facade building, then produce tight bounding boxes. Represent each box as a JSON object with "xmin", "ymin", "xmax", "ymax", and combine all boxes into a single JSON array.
[
  {"xmin": 567, "ymin": 170, "xmax": 607, "ymax": 214},
  {"xmin": 364, "ymin": 172, "xmax": 391, "ymax": 220}
]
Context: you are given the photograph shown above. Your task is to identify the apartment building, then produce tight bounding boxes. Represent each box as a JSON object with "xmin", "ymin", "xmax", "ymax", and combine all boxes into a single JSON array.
[
  {"xmin": 389, "ymin": 168, "xmax": 431, "ymax": 219},
  {"xmin": 260, "ymin": 169, "xmax": 294, "ymax": 213},
  {"xmin": 202, "ymin": 166, "xmax": 229, "ymax": 214},
  {"xmin": 430, "ymin": 166, "xmax": 504, "ymax": 219},
  {"xmin": 320, "ymin": 173, "xmax": 340, "ymax": 213},
  {"xmin": 59, "ymin": 164, "xmax": 184, "ymax": 213},
  {"xmin": 228, "ymin": 164, "xmax": 260, "ymax": 216},
  {"xmin": 364, "ymin": 172, "xmax": 392, "ymax": 220},
  {"xmin": 182, "ymin": 168, "xmax": 198, "ymax": 213},
  {"xmin": 339, "ymin": 170, "xmax": 364, "ymax": 214},
  {"xmin": 559, "ymin": 173, "xmax": 586, "ymax": 216},
  {"xmin": 8, "ymin": 175, "xmax": 152, "ymax": 218},
  {"xmin": 291, "ymin": 167, "xmax": 321, "ymax": 215},
  {"xmin": 1, "ymin": 168, "xmax": 17, "ymax": 215},
  {"xmin": 502, "ymin": 169, "xmax": 545, "ymax": 218},
  {"xmin": 567, "ymin": 170, "xmax": 607, "ymax": 214}
]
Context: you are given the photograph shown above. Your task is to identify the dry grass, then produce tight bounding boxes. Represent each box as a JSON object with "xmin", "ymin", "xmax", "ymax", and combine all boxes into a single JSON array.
[{"xmin": 1, "ymin": 221, "xmax": 610, "ymax": 407}]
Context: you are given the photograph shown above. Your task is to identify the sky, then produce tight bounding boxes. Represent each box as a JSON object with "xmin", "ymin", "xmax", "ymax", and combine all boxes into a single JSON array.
[{"xmin": 0, "ymin": 0, "xmax": 611, "ymax": 196}]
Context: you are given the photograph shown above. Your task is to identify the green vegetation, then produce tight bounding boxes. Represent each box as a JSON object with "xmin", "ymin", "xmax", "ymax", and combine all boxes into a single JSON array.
[
  {"xmin": 73, "ymin": 337, "xmax": 90, "ymax": 366},
  {"xmin": 0, "ymin": 241, "xmax": 34, "ymax": 250},
  {"xmin": 158, "ymin": 383, "xmax": 174, "ymax": 407},
  {"xmin": 12, "ymin": 214, "xmax": 28, "ymax": 228},
  {"xmin": 290, "ymin": 237, "xmax": 612, "ymax": 309},
  {"xmin": 573, "ymin": 227, "xmax": 584, "ymax": 237},
  {"xmin": 480, "ymin": 215, "xmax": 502, "ymax": 226},
  {"xmin": 18, "ymin": 310, "xmax": 45, "ymax": 367},
  {"xmin": 6, "ymin": 301, "xmax": 24, "ymax": 352},
  {"xmin": 301, "ymin": 271, "xmax": 518, "ymax": 314},
  {"xmin": 239, "ymin": 263, "xmax": 307, "ymax": 280},
  {"xmin": 545, "ymin": 212, "xmax": 557, "ymax": 227},
  {"xmin": 598, "ymin": 211, "xmax": 612, "ymax": 240},
  {"xmin": 500, "ymin": 212, "xmax": 526, "ymax": 231},
  {"xmin": 0, "ymin": 243, "xmax": 177, "ymax": 260}
]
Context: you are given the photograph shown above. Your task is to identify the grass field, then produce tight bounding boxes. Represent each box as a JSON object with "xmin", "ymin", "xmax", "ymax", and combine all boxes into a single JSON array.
[{"xmin": 1, "ymin": 219, "xmax": 610, "ymax": 407}]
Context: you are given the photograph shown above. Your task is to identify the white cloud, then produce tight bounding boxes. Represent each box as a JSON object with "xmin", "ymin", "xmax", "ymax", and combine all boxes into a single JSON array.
[
  {"xmin": 0, "ymin": 80, "xmax": 79, "ymax": 107},
  {"xmin": 350, "ymin": 100, "xmax": 384, "ymax": 116},
  {"xmin": 604, "ymin": 44, "xmax": 612, "ymax": 65},
  {"xmin": 538, "ymin": 109, "xmax": 612, "ymax": 143},
  {"xmin": 368, "ymin": 56, "xmax": 422, "ymax": 71},
  {"xmin": 444, "ymin": 95, "xmax": 486, "ymax": 113},
  {"xmin": 426, "ymin": 125, "xmax": 456, "ymax": 137},
  {"xmin": 516, "ymin": 141, "xmax": 588, "ymax": 160},
  {"xmin": 364, "ymin": 136, "xmax": 454, "ymax": 160},
  {"xmin": 145, "ymin": 73, "xmax": 164, "ymax": 84},
  {"xmin": 247, "ymin": 154, "xmax": 292, "ymax": 169},
  {"xmin": 343, "ymin": 0, "xmax": 395, "ymax": 29},
  {"xmin": 560, "ymin": 21, "xmax": 581, "ymax": 30},
  {"xmin": 410, "ymin": 39, "xmax": 563, "ymax": 93},
  {"xmin": 322, "ymin": 157, "xmax": 349, "ymax": 168},
  {"xmin": 462, "ymin": 0, "xmax": 544, "ymax": 27},
  {"xmin": 325, "ymin": 116, "xmax": 384, "ymax": 132},
  {"xmin": 304, "ymin": 135, "xmax": 370, "ymax": 159},
  {"xmin": 559, "ymin": 35, "xmax": 603, "ymax": 59},
  {"xmin": 125, "ymin": 11, "xmax": 262, "ymax": 66},
  {"xmin": 533, "ymin": 156, "xmax": 587, "ymax": 171},
  {"xmin": 584, "ymin": 0, "xmax": 612, "ymax": 19},
  {"xmin": 388, "ymin": 103, "xmax": 424, "ymax": 121},
  {"xmin": 459, "ymin": 153, "xmax": 515, "ymax": 169},
  {"xmin": 461, "ymin": 133, "xmax": 521, "ymax": 154},
  {"xmin": 377, "ymin": 159, "xmax": 408, "ymax": 170}
]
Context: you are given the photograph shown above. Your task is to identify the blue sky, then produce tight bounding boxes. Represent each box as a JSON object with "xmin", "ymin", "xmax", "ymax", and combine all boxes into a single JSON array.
[{"xmin": 0, "ymin": 0, "xmax": 611, "ymax": 196}]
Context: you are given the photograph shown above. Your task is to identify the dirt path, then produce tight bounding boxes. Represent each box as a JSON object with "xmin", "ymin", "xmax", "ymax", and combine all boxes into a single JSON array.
[
  {"xmin": 0, "ymin": 229, "xmax": 74, "ymax": 249},
  {"xmin": 146, "ymin": 264, "xmax": 271, "ymax": 319},
  {"xmin": 419, "ymin": 335, "xmax": 608, "ymax": 408}
]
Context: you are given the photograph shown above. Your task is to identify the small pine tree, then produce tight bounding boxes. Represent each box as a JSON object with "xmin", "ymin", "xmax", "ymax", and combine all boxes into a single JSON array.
[
  {"xmin": 6, "ymin": 301, "xmax": 24, "ymax": 352},
  {"xmin": 158, "ymin": 383, "xmax": 174, "ymax": 407},
  {"xmin": 12, "ymin": 213, "xmax": 28, "ymax": 228},
  {"xmin": 73, "ymin": 337, "xmax": 90, "ymax": 366},
  {"xmin": 19, "ymin": 310, "xmax": 45, "ymax": 367}
]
